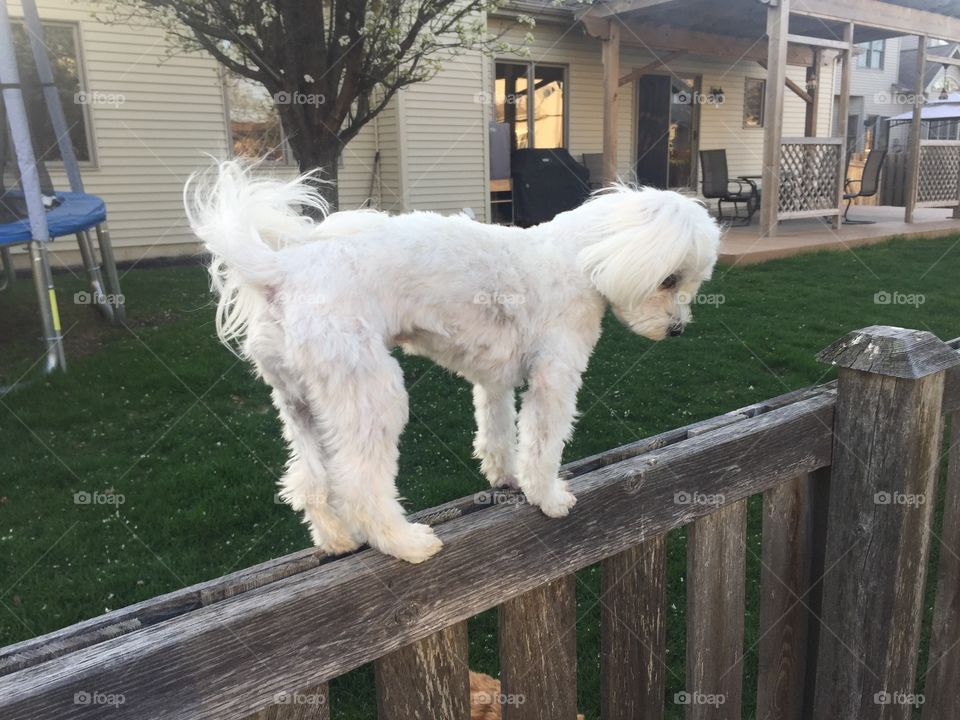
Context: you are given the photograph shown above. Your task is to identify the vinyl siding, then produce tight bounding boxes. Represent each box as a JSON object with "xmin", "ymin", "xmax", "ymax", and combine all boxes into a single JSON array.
[{"xmin": 396, "ymin": 46, "xmax": 490, "ymax": 220}]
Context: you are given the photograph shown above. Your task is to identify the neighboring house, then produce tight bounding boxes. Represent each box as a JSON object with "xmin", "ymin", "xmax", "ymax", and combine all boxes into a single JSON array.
[{"xmin": 836, "ymin": 36, "xmax": 960, "ymax": 152}]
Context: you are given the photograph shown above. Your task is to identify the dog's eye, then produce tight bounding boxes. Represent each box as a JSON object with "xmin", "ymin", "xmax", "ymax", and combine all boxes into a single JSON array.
[{"xmin": 660, "ymin": 274, "xmax": 679, "ymax": 290}]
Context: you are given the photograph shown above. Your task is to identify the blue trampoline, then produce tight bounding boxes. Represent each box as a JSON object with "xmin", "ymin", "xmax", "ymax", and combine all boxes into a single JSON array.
[
  {"xmin": 0, "ymin": 0, "xmax": 123, "ymax": 380},
  {"xmin": 0, "ymin": 192, "xmax": 107, "ymax": 246}
]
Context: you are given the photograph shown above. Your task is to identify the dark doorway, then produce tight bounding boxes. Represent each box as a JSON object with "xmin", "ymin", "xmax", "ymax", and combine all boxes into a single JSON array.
[{"xmin": 635, "ymin": 75, "xmax": 700, "ymax": 189}]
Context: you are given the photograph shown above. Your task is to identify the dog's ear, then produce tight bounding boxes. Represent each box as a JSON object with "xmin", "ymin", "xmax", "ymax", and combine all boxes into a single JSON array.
[{"xmin": 576, "ymin": 189, "xmax": 718, "ymax": 309}]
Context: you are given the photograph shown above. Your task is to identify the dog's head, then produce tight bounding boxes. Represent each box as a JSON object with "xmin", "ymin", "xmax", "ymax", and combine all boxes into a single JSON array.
[{"xmin": 576, "ymin": 186, "xmax": 721, "ymax": 341}]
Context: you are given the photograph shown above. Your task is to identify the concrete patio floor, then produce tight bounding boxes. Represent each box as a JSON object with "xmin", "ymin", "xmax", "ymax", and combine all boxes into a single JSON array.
[{"xmin": 719, "ymin": 205, "xmax": 960, "ymax": 265}]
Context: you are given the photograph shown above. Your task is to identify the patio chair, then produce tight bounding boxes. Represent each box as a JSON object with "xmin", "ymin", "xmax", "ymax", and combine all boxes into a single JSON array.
[
  {"xmin": 843, "ymin": 149, "xmax": 887, "ymax": 224},
  {"xmin": 581, "ymin": 153, "xmax": 604, "ymax": 190},
  {"xmin": 699, "ymin": 149, "xmax": 759, "ymax": 226}
]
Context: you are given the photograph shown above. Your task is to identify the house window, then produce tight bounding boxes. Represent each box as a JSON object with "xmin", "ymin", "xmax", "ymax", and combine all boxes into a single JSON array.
[
  {"xmin": 856, "ymin": 40, "xmax": 885, "ymax": 70},
  {"xmin": 224, "ymin": 71, "xmax": 290, "ymax": 162},
  {"xmin": 10, "ymin": 21, "xmax": 90, "ymax": 162},
  {"xmin": 494, "ymin": 62, "xmax": 566, "ymax": 150},
  {"xmin": 743, "ymin": 78, "xmax": 765, "ymax": 128}
]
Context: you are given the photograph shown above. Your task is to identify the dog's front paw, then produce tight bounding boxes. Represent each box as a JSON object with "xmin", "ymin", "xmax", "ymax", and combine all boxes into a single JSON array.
[
  {"xmin": 376, "ymin": 523, "xmax": 444, "ymax": 564},
  {"xmin": 530, "ymin": 484, "xmax": 577, "ymax": 518}
]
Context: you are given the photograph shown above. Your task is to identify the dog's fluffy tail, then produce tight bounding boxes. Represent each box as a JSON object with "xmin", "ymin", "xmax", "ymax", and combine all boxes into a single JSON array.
[{"xmin": 185, "ymin": 160, "xmax": 329, "ymax": 351}]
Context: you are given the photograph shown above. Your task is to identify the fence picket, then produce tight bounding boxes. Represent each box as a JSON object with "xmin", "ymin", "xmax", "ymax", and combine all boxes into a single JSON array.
[
  {"xmin": 601, "ymin": 536, "xmax": 667, "ymax": 720},
  {"xmin": 685, "ymin": 499, "xmax": 747, "ymax": 719},
  {"xmin": 248, "ymin": 684, "xmax": 329, "ymax": 720},
  {"xmin": 921, "ymin": 413, "xmax": 960, "ymax": 718},
  {"xmin": 499, "ymin": 576, "xmax": 578, "ymax": 720},
  {"xmin": 375, "ymin": 621, "xmax": 470, "ymax": 720},
  {"xmin": 756, "ymin": 473, "xmax": 816, "ymax": 720}
]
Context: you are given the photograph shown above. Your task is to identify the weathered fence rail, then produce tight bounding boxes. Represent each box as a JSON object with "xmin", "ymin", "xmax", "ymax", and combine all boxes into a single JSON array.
[{"xmin": 1, "ymin": 326, "xmax": 960, "ymax": 720}]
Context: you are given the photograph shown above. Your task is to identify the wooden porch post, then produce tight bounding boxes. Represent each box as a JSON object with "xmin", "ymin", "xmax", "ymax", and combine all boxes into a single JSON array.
[
  {"xmin": 602, "ymin": 20, "xmax": 620, "ymax": 185},
  {"xmin": 760, "ymin": 0, "xmax": 790, "ymax": 237},
  {"xmin": 905, "ymin": 36, "xmax": 927, "ymax": 223},
  {"xmin": 804, "ymin": 49, "xmax": 822, "ymax": 138},
  {"xmin": 833, "ymin": 24, "xmax": 853, "ymax": 230}
]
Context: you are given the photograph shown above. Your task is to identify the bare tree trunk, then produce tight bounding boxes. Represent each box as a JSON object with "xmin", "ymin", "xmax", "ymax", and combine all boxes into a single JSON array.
[{"xmin": 279, "ymin": 105, "xmax": 341, "ymax": 215}]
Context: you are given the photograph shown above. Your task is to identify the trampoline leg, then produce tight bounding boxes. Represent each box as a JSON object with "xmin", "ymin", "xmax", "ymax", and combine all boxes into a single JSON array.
[
  {"xmin": 94, "ymin": 222, "xmax": 124, "ymax": 323},
  {"xmin": 0, "ymin": 247, "xmax": 13, "ymax": 291},
  {"xmin": 75, "ymin": 230, "xmax": 114, "ymax": 322},
  {"xmin": 29, "ymin": 239, "xmax": 66, "ymax": 373}
]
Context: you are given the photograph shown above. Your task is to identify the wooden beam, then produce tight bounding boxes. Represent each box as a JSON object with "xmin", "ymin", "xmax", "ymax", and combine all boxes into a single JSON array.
[
  {"xmin": 582, "ymin": 20, "xmax": 814, "ymax": 66},
  {"xmin": 905, "ymin": 35, "xmax": 927, "ymax": 223},
  {"xmin": 602, "ymin": 21, "xmax": 620, "ymax": 185},
  {"xmin": 757, "ymin": 60, "xmax": 813, "ymax": 104},
  {"xmin": 619, "ymin": 51, "xmax": 684, "ymax": 86},
  {"xmin": 786, "ymin": 33, "xmax": 850, "ymax": 51},
  {"xmin": 933, "ymin": 55, "xmax": 960, "ymax": 68},
  {"xmin": 834, "ymin": 23, "xmax": 853, "ymax": 230},
  {"xmin": 760, "ymin": 0, "xmax": 790, "ymax": 237},
  {"xmin": 791, "ymin": 0, "xmax": 960, "ymax": 44}
]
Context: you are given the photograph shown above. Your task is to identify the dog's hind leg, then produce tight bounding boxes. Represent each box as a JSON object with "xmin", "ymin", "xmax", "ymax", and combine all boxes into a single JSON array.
[
  {"xmin": 516, "ymin": 359, "xmax": 581, "ymax": 518},
  {"xmin": 309, "ymin": 343, "xmax": 442, "ymax": 564},
  {"xmin": 271, "ymin": 387, "xmax": 361, "ymax": 556},
  {"xmin": 472, "ymin": 383, "xmax": 518, "ymax": 489}
]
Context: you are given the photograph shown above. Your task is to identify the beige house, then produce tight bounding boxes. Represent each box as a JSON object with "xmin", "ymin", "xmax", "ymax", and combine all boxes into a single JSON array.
[{"xmin": 5, "ymin": 0, "xmax": 960, "ymax": 269}]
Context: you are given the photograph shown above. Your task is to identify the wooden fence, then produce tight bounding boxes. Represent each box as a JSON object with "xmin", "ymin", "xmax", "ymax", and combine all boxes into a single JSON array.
[{"xmin": 2, "ymin": 325, "xmax": 960, "ymax": 720}]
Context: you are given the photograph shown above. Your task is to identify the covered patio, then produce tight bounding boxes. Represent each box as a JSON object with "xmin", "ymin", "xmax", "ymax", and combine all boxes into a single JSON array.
[{"xmin": 578, "ymin": 0, "xmax": 960, "ymax": 239}]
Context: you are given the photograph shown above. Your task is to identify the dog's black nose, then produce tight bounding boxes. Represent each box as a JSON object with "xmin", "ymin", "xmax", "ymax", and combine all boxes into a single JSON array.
[{"xmin": 668, "ymin": 324, "xmax": 684, "ymax": 337}]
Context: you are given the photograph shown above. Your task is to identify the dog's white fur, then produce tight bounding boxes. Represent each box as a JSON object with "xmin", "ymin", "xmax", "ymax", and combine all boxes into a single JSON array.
[{"xmin": 187, "ymin": 162, "xmax": 720, "ymax": 563}]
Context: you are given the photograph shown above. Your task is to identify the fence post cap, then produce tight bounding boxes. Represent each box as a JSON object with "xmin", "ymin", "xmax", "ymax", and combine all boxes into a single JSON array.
[{"xmin": 816, "ymin": 325, "xmax": 960, "ymax": 379}]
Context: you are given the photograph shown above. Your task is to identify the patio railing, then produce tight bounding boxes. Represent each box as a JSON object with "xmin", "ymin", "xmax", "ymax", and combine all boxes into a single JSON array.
[
  {"xmin": 917, "ymin": 140, "xmax": 960, "ymax": 208},
  {"xmin": 1, "ymin": 326, "xmax": 959, "ymax": 720},
  {"xmin": 777, "ymin": 137, "xmax": 844, "ymax": 220}
]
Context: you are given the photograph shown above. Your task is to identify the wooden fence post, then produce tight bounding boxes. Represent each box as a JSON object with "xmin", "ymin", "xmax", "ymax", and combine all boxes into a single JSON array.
[
  {"xmin": 601, "ymin": 536, "xmax": 667, "ymax": 720},
  {"xmin": 812, "ymin": 326, "xmax": 960, "ymax": 719},
  {"xmin": 375, "ymin": 622, "xmax": 470, "ymax": 720},
  {"xmin": 500, "ymin": 576, "xmax": 578, "ymax": 720}
]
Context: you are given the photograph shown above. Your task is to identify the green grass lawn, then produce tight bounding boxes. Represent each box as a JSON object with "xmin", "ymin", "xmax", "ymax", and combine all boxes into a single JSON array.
[{"xmin": 1, "ymin": 234, "xmax": 959, "ymax": 719}]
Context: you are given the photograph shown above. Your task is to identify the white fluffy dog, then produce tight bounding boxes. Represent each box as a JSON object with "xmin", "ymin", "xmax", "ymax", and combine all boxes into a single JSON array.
[{"xmin": 187, "ymin": 162, "xmax": 720, "ymax": 563}]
